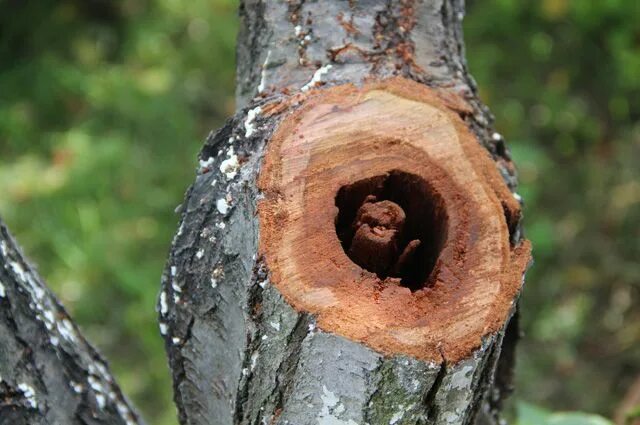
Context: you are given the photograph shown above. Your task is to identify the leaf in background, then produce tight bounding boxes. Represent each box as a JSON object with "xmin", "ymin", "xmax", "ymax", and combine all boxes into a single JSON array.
[
  {"xmin": 547, "ymin": 412, "xmax": 614, "ymax": 425},
  {"xmin": 517, "ymin": 401, "xmax": 615, "ymax": 425},
  {"xmin": 517, "ymin": 401, "xmax": 552, "ymax": 425}
]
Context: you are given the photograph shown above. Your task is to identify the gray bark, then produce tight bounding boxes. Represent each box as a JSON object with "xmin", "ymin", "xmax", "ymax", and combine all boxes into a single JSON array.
[
  {"xmin": 0, "ymin": 219, "xmax": 142, "ymax": 425},
  {"xmin": 160, "ymin": 3, "xmax": 526, "ymax": 425}
]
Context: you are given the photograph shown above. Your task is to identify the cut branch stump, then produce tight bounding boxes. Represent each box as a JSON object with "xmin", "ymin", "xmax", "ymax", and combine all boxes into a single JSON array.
[{"xmin": 160, "ymin": 79, "xmax": 531, "ymax": 425}]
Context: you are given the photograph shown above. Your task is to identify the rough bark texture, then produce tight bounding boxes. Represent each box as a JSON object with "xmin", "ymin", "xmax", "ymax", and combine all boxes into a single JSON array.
[
  {"xmin": 0, "ymin": 219, "xmax": 142, "ymax": 425},
  {"xmin": 160, "ymin": 2, "xmax": 530, "ymax": 425}
]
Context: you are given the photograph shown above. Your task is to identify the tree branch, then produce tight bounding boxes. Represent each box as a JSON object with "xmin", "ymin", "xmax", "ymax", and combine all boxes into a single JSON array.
[{"xmin": 0, "ymin": 218, "xmax": 143, "ymax": 425}]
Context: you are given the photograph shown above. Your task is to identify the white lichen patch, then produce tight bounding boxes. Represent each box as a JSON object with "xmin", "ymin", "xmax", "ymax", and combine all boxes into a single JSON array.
[
  {"xmin": 389, "ymin": 409, "xmax": 404, "ymax": 425},
  {"xmin": 85, "ymin": 363, "xmax": 136, "ymax": 423},
  {"xmin": 0, "ymin": 281, "xmax": 5, "ymax": 298},
  {"xmin": 491, "ymin": 132, "xmax": 503, "ymax": 141},
  {"xmin": 513, "ymin": 192, "xmax": 522, "ymax": 202},
  {"xmin": 172, "ymin": 337, "xmax": 181, "ymax": 345},
  {"xmin": 116, "ymin": 401, "xmax": 137, "ymax": 425},
  {"xmin": 10, "ymin": 261, "xmax": 27, "ymax": 282},
  {"xmin": 216, "ymin": 198, "xmax": 229, "ymax": 215},
  {"xmin": 198, "ymin": 156, "xmax": 215, "ymax": 173},
  {"xmin": 320, "ymin": 387, "xmax": 338, "ymax": 406},
  {"xmin": 196, "ymin": 249, "xmax": 205, "ymax": 259},
  {"xmin": 294, "ymin": 25, "xmax": 303, "ymax": 36},
  {"xmin": 4, "ymin": 249, "xmax": 91, "ymax": 354},
  {"xmin": 18, "ymin": 382, "xmax": 37, "ymax": 409},
  {"xmin": 318, "ymin": 386, "xmax": 358, "ymax": 425},
  {"xmin": 301, "ymin": 65, "xmax": 332, "ymax": 92},
  {"xmin": 90, "ymin": 384, "xmax": 107, "ymax": 410},
  {"xmin": 71, "ymin": 381, "xmax": 83, "ymax": 394},
  {"xmin": 269, "ymin": 321, "xmax": 280, "ymax": 331},
  {"xmin": 96, "ymin": 393, "xmax": 106, "ymax": 409},
  {"xmin": 250, "ymin": 352, "xmax": 259, "ymax": 371},
  {"xmin": 159, "ymin": 322, "xmax": 168, "ymax": 335},
  {"xmin": 171, "ymin": 266, "xmax": 177, "ymax": 277},
  {"xmin": 94, "ymin": 362, "xmax": 111, "ymax": 382},
  {"xmin": 159, "ymin": 291, "xmax": 168, "ymax": 315},
  {"xmin": 44, "ymin": 314, "xmax": 57, "ymax": 331},
  {"xmin": 257, "ymin": 50, "xmax": 272, "ymax": 94},
  {"xmin": 33, "ymin": 284, "xmax": 45, "ymax": 301},
  {"xmin": 211, "ymin": 278, "xmax": 217, "ymax": 289},
  {"xmin": 449, "ymin": 365, "xmax": 474, "ymax": 390},
  {"xmin": 220, "ymin": 147, "xmax": 240, "ymax": 180},
  {"xmin": 171, "ymin": 279, "xmax": 181, "ymax": 294},
  {"xmin": 57, "ymin": 318, "xmax": 77, "ymax": 343},
  {"xmin": 244, "ymin": 106, "xmax": 262, "ymax": 138}
]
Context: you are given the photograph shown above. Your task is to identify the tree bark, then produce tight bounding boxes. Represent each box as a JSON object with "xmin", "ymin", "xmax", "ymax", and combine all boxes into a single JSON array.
[
  {"xmin": 160, "ymin": 1, "xmax": 530, "ymax": 425},
  {"xmin": 0, "ymin": 219, "xmax": 142, "ymax": 425}
]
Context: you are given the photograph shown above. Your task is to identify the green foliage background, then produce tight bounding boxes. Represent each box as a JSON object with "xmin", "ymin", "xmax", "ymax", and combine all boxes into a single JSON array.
[{"xmin": 0, "ymin": 0, "xmax": 638, "ymax": 424}]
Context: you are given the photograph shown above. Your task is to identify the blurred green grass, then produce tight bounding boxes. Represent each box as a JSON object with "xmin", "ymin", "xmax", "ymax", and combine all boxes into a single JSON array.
[{"xmin": 0, "ymin": 0, "xmax": 638, "ymax": 424}]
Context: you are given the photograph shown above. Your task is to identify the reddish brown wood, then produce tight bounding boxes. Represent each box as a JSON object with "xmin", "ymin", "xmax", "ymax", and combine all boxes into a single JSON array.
[{"xmin": 258, "ymin": 77, "xmax": 531, "ymax": 364}]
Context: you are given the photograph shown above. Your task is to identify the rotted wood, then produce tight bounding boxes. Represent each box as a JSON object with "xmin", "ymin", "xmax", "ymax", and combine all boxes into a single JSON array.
[
  {"xmin": 0, "ymin": 219, "xmax": 142, "ymax": 425},
  {"xmin": 160, "ymin": 1, "xmax": 531, "ymax": 425}
]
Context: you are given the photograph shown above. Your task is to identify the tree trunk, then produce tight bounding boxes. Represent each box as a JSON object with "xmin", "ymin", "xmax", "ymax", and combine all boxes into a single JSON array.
[
  {"xmin": 160, "ymin": 2, "xmax": 531, "ymax": 425},
  {"xmin": 0, "ymin": 220, "xmax": 142, "ymax": 425}
]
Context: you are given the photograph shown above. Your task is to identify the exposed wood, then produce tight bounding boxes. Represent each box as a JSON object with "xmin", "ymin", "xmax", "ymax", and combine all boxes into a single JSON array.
[
  {"xmin": 258, "ymin": 78, "xmax": 531, "ymax": 364},
  {"xmin": 0, "ymin": 219, "xmax": 142, "ymax": 425}
]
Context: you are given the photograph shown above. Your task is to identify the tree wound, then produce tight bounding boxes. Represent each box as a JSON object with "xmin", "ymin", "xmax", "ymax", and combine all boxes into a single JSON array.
[
  {"xmin": 335, "ymin": 171, "xmax": 448, "ymax": 291},
  {"xmin": 258, "ymin": 78, "xmax": 531, "ymax": 363}
]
